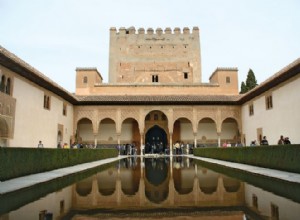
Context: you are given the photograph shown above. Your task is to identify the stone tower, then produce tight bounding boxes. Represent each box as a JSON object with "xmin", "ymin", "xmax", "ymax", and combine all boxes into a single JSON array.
[{"xmin": 109, "ymin": 27, "xmax": 202, "ymax": 84}]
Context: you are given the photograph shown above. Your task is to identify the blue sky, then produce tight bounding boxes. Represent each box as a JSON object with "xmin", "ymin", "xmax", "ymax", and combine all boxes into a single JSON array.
[{"xmin": 1, "ymin": 0, "xmax": 299, "ymax": 92}]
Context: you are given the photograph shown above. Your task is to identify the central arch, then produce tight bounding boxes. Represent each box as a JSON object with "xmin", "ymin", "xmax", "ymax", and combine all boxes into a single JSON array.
[{"xmin": 145, "ymin": 125, "xmax": 167, "ymax": 154}]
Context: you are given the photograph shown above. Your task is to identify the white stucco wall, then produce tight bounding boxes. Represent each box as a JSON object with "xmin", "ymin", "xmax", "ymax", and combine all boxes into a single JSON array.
[
  {"xmin": 242, "ymin": 75, "xmax": 300, "ymax": 145},
  {"xmin": 244, "ymin": 184, "xmax": 300, "ymax": 219},
  {"xmin": 10, "ymin": 76, "xmax": 74, "ymax": 148}
]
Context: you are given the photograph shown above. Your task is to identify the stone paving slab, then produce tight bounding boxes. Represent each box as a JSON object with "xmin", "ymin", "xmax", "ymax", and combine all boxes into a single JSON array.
[
  {"xmin": 188, "ymin": 155, "xmax": 300, "ymax": 184},
  {"xmin": 0, "ymin": 156, "xmax": 125, "ymax": 195}
]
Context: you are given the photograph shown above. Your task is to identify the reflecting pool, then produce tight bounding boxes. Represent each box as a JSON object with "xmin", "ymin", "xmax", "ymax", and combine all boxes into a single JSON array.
[{"xmin": 1, "ymin": 157, "xmax": 300, "ymax": 220}]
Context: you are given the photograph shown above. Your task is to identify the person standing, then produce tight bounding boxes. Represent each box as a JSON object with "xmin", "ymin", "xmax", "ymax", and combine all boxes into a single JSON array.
[
  {"xmin": 278, "ymin": 135, "xmax": 285, "ymax": 145},
  {"xmin": 260, "ymin": 136, "xmax": 269, "ymax": 145},
  {"xmin": 37, "ymin": 140, "xmax": 44, "ymax": 148}
]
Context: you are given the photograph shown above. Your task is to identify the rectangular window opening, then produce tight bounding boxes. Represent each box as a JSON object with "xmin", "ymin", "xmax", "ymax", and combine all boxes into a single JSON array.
[
  {"xmin": 266, "ymin": 95, "xmax": 273, "ymax": 110},
  {"xmin": 252, "ymin": 194, "xmax": 258, "ymax": 209},
  {"xmin": 184, "ymin": 72, "xmax": 188, "ymax": 79},
  {"xmin": 226, "ymin": 76, "xmax": 231, "ymax": 83},
  {"xmin": 63, "ymin": 103, "xmax": 67, "ymax": 116},
  {"xmin": 152, "ymin": 75, "xmax": 159, "ymax": 83},
  {"xmin": 271, "ymin": 203, "xmax": 279, "ymax": 220},
  {"xmin": 249, "ymin": 103, "xmax": 254, "ymax": 116}
]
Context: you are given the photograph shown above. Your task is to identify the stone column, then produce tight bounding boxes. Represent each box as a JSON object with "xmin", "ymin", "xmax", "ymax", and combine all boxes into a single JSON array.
[
  {"xmin": 169, "ymin": 133, "xmax": 173, "ymax": 156},
  {"xmin": 93, "ymin": 133, "xmax": 98, "ymax": 148},
  {"xmin": 140, "ymin": 133, "xmax": 144, "ymax": 156},
  {"xmin": 194, "ymin": 132, "xmax": 197, "ymax": 148},
  {"xmin": 217, "ymin": 132, "xmax": 221, "ymax": 147},
  {"xmin": 117, "ymin": 133, "xmax": 121, "ymax": 156}
]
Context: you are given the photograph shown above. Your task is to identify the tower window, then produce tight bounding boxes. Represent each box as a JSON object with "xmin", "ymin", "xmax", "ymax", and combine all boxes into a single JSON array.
[
  {"xmin": 226, "ymin": 76, "xmax": 231, "ymax": 83},
  {"xmin": 152, "ymin": 75, "xmax": 158, "ymax": 83},
  {"xmin": 184, "ymin": 72, "xmax": 188, "ymax": 79},
  {"xmin": 83, "ymin": 76, "xmax": 88, "ymax": 84}
]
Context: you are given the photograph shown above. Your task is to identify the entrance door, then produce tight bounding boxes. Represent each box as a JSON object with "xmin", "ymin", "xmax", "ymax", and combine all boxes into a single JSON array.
[{"xmin": 145, "ymin": 125, "xmax": 167, "ymax": 153}]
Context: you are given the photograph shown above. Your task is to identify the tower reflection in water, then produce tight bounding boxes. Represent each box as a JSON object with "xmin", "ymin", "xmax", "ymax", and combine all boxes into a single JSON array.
[{"xmin": 74, "ymin": 157, "xmax": 244, "ymax": 209}]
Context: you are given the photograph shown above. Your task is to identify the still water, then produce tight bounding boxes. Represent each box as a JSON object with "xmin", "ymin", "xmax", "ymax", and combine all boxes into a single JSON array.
[{"xmin": 1, "ymin": 157, "xmax": 300, "ymax": 220}]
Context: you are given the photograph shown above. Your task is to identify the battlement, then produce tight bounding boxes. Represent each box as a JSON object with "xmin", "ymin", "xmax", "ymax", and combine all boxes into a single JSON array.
[{"xmin": 110, "ymin": 26, "xmax": 199, "ymax": 35}]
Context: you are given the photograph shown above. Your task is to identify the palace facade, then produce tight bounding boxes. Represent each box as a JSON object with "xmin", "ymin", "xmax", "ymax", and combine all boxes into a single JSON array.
[{"xmin": 0, "ymin": 27, "xmax": 299, "ymax": 153}]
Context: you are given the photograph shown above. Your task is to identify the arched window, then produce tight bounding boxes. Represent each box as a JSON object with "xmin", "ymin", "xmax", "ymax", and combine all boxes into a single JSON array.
[
  {"xmin": 83, "ymin": 76, "xmax": 88, "ymax": 84},
  {"xmin": 0, "ymin": 75, "xmax": 5, "ymax": 92},
  {"xmin": 6, "ymin": 78, "xmax": 11, "ymax": 95},
  {"xmin": 44, "ymin": 95, "xmax": 47, "ymax": 108}
]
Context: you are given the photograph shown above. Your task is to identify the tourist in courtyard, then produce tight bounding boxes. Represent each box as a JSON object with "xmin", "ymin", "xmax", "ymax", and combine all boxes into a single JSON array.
[
  {"xmin": 250, "ymin": 140, "xmax": 257, "ymax": 146},
  {"xmin": 260, "ymin": 136, "xmax": 269, "ymax": 145},
  {"xmin": 37, "ymin": 140, "xmax": 44, "ymax": 148},
  {"xmin": 284, "ymin": 137, "xmax": 291, "ymax": 144},
  {"xmin": 278, "ymin": 135, "xmax": 285, "ymax": 145}
]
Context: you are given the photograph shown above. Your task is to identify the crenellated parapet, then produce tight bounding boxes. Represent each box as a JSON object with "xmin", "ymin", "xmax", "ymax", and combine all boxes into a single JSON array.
[{"xmin": 110, "ymin": 26, "xmax": 199, "ymax": 35}]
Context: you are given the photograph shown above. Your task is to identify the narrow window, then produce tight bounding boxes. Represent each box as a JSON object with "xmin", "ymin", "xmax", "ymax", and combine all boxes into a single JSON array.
[
  {"xmin": 60, "ymin": 200, "xmax": 65, "ymax": 214},
  {"xmin": 184, "ymin": 72, "xmax": 188, "ymax": 79},
  {"xmin": 0, "ymin": 75, "xmax": 5, "ymax": 92},
  {"xmin": 249, "ymin": 103, "xmax": 254, "ymax": 116},
  {"xmin": 152, "ymin": 75, "xmax": 158, "ymax": 83},
  {"xmin": 266, "ymin": 95, "xmax": 273, "ymax": 110},
  {"xmin": 44, "ymin": 94, "xmax": 51, "ymax": 110},
  {"xmin": 83, "ymin": 76, "xmax": 88, "ymax": 84},
  {"xmin": 43, "ymin": 95, "xmax": 47, "ymax": 108},
  {"xmin": 252, "ymin": 194, "xmax": 258, "ymax": 209},
  {"xmin": 154, "ymin": 114, "xmax": 158, "ymax": 120},
  {"xmin": 39, "ymin": 210, "xmax": 47, "ymax": 220},
  {"xmin": 6, "ymin": 78, "xmax": 11, "ymax": 95},
  {"xmin": 271, "ymin": 203, "xmax": 279, "ymax": 220},
  {"xmin": 63, "ymin": 103, "xmax": 67, "ymax": 116},
  {"xmin": 226, "ymin": 76, "xmax": 231, "ymax": 83}
]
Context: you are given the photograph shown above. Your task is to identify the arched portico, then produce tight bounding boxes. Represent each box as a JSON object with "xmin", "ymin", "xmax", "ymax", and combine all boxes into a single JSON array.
[
  {"xmin": 74, "ymin": 106, "xmax": 241, "ymax": 152},
  {"xmin": 221, "ymin": 117, "xmax": 240, "ymax": 146},
  {"xmin": 145, "ymin": 125, "xmax": 168, "ymax": 154},
  {"xmin": 76, "ymin": 117, "xmax": 93, "ymax": 145},
  {"xmin": 198, "ymin": 117, "xmax": 218, "ymax": 147},
  {"xmin": 98, "ymin": 118, "xmax": 117, "ymax": 147},
  {"xmin": 120, "ymin": 117, "xmax": 141, "ymax": 153}
]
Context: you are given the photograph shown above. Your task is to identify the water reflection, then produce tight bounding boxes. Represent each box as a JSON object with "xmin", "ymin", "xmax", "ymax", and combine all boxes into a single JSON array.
[
  {"xmin": 73, "ymin": 157, "xmax": 244, "ymax": 209},
  {"xmin": 1, "ymin": 157, "xmax": 300, "ymax": 220}
]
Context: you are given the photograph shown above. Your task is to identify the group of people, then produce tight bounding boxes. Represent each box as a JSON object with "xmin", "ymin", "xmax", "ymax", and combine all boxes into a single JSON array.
[
  {"xmin": 118, "ymin": 143, "xmax": 137, "ymax": 155},
  {"xmin": 173, "ymin": 142, "xmax": 191, "ymax": 155},
  {"xmin": 250, "ymin": 135, "xmax": 291, "ymax": 146}
]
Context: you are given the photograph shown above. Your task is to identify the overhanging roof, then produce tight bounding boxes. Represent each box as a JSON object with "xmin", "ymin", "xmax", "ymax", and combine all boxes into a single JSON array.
[
  {"xmin": 0, "ymin": 46, "xmax": 78, "ymax": 104},
  {"xmin": 1, "ymin": 45, "xmax": 299, "ymax": 106}
]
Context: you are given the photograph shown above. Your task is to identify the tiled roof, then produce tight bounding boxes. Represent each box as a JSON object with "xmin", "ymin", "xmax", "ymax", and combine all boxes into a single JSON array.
[
  {"xmin": 1, "ymin": 45, "xmax": 299, "ymax": 106},
  {"xmin": 0, "ymin": 45, "xmax": 78, "ymax": 103},
  {"xmin": 238, "ymin": 58, "xmax": 300, "ymax": 103},
  {"xmin": 76, "ymin": 95, "xmax": 241, "ymax": 105}
]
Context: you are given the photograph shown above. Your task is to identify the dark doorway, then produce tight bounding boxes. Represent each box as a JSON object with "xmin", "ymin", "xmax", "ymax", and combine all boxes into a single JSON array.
[{"xmin": 145, "ymin": 125, "xmax": 167, "ymax": 153}]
